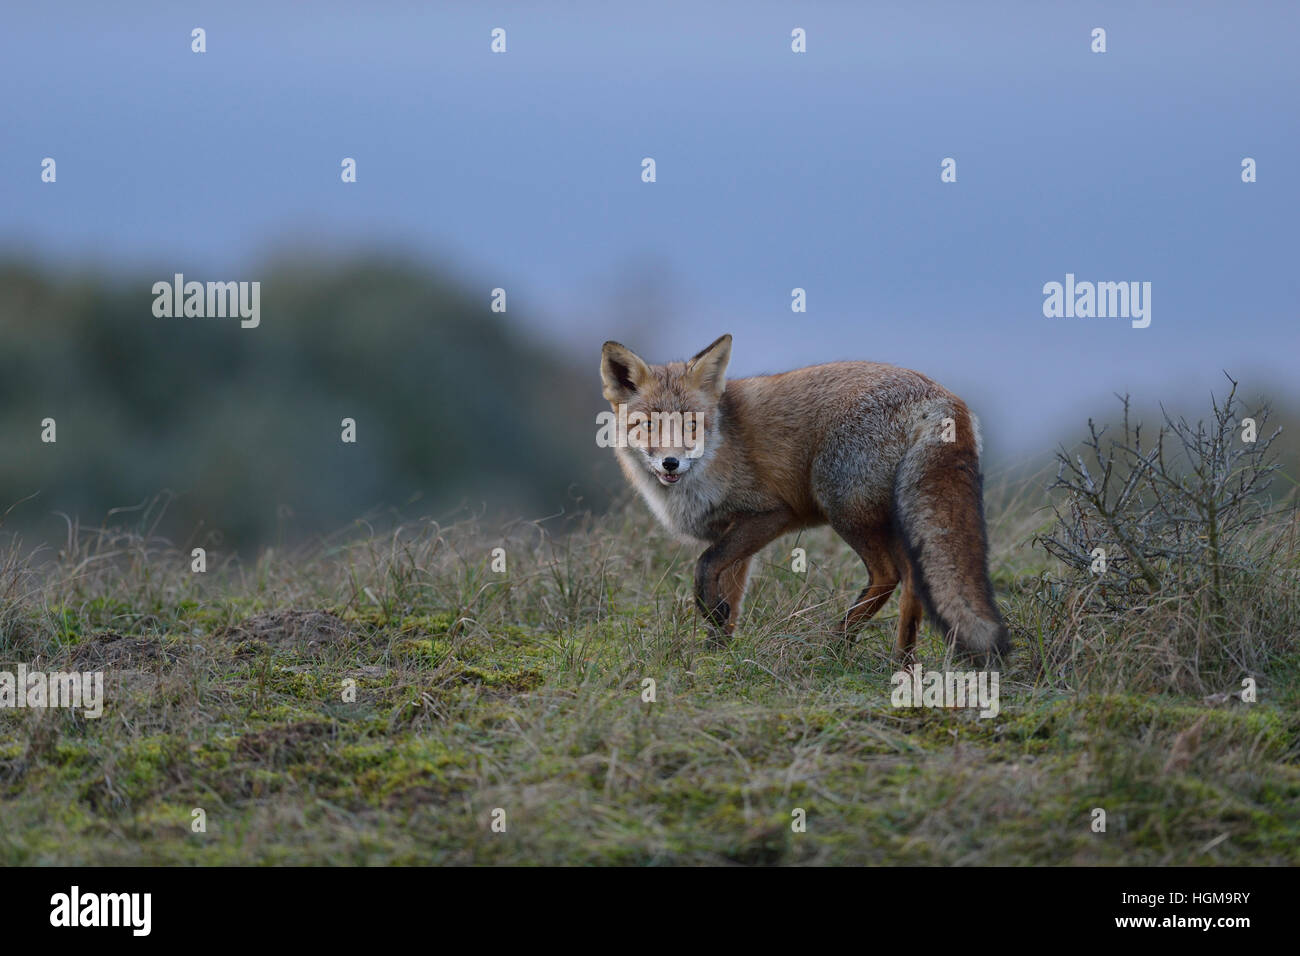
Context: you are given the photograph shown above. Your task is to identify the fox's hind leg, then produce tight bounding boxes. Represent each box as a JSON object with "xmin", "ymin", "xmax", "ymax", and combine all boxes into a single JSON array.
[
  {"xmin": 894, "ymin": 551, "xmax": 926, "ymax": 664},
  {"xmin": 832, "ymin": 519, "xmax": 899, "ymax": 640},
  {"xmin": 843, "ymin": 554, "xmax": 898, "ymax": 638}
]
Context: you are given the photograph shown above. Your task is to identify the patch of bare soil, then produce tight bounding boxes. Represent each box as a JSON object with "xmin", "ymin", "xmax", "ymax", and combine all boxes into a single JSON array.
[
  {"xmin": 216, "ymin": 610, "xmax": 353, "ymax": 654},
  {"xmin": 70, "ymin": 632, "xmax": 180, "ymax": 668},
  {"xmin": 236, "ymin": 721, "xmax": 337, "ymax": 764}
]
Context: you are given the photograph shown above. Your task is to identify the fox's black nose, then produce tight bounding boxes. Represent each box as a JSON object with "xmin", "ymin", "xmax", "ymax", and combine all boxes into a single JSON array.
[{"xmin": 662, "ymin": 458, "xmax": 679, "ymax": 472}]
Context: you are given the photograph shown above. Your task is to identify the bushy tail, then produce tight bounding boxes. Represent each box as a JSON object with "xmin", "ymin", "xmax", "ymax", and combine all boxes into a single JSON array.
[{"xmin": 892, "ymin": 411, "xmax": 1010, "ymax": 661}]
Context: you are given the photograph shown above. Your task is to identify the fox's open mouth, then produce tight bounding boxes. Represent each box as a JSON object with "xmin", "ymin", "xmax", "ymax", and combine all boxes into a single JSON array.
[{"xmin": 653, "ymin": 470, "xmax": 680, "ymax": 485}]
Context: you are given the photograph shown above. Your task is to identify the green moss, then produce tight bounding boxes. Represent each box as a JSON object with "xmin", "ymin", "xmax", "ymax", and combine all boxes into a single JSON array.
[
  {"xmin": 5, "ymin": 512, "xmax": 1299, "ymax": 864},
  {"xmin": 399, "ymin": 613, "xmax": 456, "ymax": 635},
  {"xmin": 333, "ymin": 737, "xmax": 472, "ymax": 805}
]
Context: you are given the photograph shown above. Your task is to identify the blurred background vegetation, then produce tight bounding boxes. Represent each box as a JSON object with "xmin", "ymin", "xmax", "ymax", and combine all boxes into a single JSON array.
[
  {"xmin": 2, "ymin": 256, "xmax": 1296, "ymax": 559},
  {"xmin": 0, "ymin": 257, "xmax": 616, "ymax": 554}
]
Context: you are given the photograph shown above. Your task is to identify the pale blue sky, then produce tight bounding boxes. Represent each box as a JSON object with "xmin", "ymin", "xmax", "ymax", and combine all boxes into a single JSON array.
[{"xmin": 3, "ymin": 0, "xmax": 1297, "ymax": 460}]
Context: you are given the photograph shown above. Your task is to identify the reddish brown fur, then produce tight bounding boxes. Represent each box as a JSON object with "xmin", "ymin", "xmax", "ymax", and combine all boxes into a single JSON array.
[{"xmin": 600, "ymin": 336, "xmax": 1009, "ymax": 661}]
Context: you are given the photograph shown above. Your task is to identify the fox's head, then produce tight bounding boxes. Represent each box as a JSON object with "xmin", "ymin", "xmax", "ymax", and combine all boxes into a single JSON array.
[{"xmin": 600, "ymin": 334, "xmax": 732, "ymax": 487}]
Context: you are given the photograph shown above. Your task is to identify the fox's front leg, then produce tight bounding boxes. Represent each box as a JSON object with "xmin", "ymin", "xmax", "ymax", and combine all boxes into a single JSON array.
[
  {"xmin": 694, "ymin": 556, "xmax": 751, "ymax": 635},
  {"xmin": 694, "ymin": 554, "xmax": 732, "ymax": 634},
  {"xmin": 692, "ymin": 510, "xmax": 795, "ymax": 639}
]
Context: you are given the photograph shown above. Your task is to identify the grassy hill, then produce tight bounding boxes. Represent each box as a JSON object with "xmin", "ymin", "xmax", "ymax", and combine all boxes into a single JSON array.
[{"xmin": 1, "ymin": 470, "xmax": 1296, "ymax": 865}]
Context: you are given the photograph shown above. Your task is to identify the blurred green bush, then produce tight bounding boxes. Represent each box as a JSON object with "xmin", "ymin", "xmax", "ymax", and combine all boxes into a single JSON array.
[{"xmin": 0, "ymin": 257, "xmax": 611, "ymax": 553}]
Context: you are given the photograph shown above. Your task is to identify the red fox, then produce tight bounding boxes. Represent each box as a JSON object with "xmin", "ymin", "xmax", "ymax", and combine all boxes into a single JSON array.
[{"xmin": 599, "ymin": 334, "xmax": 1009, "ymax": 662}]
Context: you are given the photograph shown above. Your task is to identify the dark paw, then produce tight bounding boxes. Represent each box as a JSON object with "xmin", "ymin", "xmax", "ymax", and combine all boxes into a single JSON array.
[{"xmin": 695, "ymin": 594, "xmax": 731, "ymax": 630}]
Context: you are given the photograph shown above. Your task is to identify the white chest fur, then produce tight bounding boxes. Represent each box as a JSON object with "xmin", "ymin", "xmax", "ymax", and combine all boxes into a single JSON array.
[{"xmin": 617, "ymin": 448, "xmax": 723, "ymax": 544}]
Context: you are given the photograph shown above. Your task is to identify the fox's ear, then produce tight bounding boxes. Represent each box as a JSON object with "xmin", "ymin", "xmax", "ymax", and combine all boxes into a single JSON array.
[
  {"xmin": 600, "ymin": 341, "xmax": 652, "ymax": 404},
  {"xmin": 685, "ymin": 334, "xmax": 732, "ymax": 399}
]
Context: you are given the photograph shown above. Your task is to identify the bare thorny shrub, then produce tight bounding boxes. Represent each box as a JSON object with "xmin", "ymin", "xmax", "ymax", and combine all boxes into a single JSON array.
[{"xmin": 1031, "ymin": 376, "xmax": 1296, "ymax": 692}]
